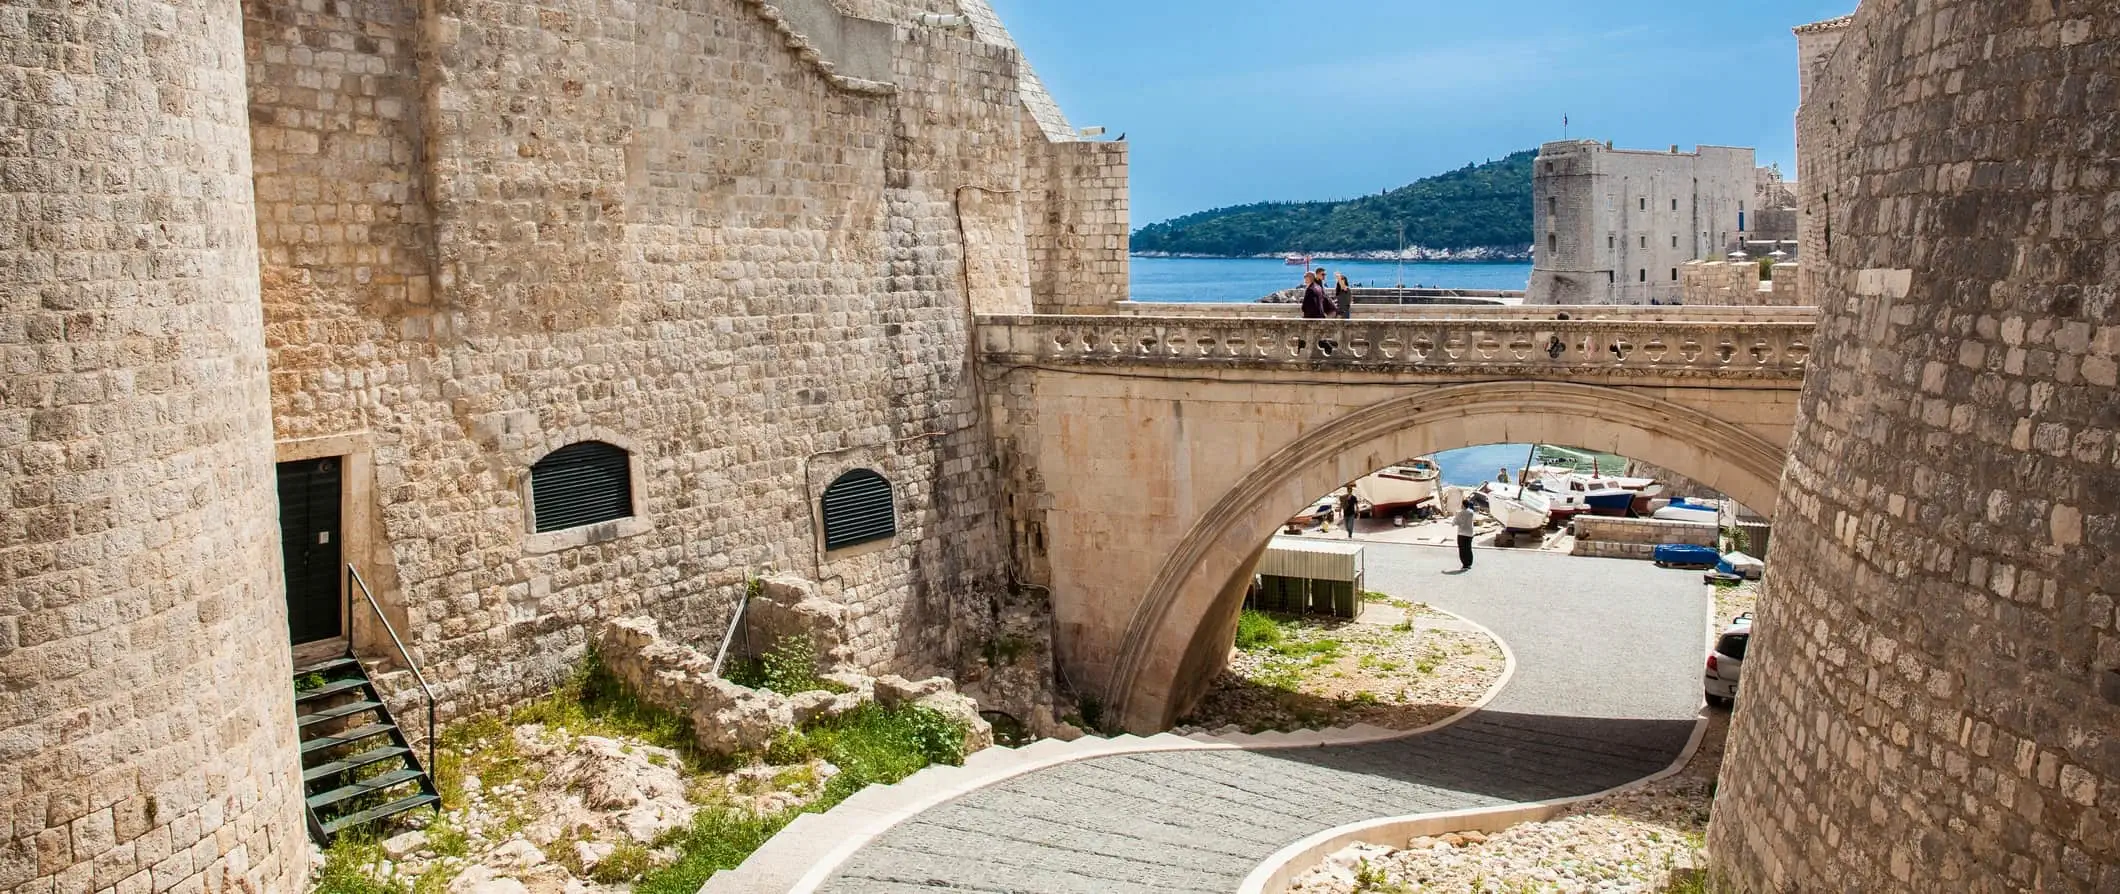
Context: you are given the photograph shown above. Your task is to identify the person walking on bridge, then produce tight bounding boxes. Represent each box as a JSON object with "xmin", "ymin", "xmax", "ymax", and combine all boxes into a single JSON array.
[
  {"xmin": 1454, "ymin": 503, "xmax": 1478, "ymax": 571},
  {"xmin": 1300, "ymin": 270, "xmax": 1328, "ymax": 319},
  {"xmin": 1335, "ymin": 273, "xmax": 1353, "ymax": 320}
]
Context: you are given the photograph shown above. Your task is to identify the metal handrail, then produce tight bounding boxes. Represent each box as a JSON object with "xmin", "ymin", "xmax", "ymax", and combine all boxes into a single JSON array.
[
  {"xmin": 711, "ymin": 577, "xmax": 752, "ymax": 677},
  {"xmin": 346, "ymin": 565, "xmax": 437, "ymax": 781}
]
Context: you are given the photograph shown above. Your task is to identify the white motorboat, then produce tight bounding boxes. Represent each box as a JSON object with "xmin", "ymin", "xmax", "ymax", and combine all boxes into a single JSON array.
[
  {"xmin": 1351, "ymin": 458, "xmax": 1443, "ymax": 521},
  {"xmin": 1475, "ymin": 481, "xmax": 1552, "ymax": 530}
]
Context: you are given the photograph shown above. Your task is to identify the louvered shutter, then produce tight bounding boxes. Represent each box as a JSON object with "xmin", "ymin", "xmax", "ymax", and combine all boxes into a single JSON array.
[
  {"xmin": 821, "ymin": 470, "xmax": 896, "ymax": 550},
  {"xmin": 531, "ymin": 442, "xmax": 634, "ymax": 533}
]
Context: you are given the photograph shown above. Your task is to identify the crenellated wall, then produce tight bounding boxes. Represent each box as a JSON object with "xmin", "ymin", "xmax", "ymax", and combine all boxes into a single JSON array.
[
  {"xmin": 0, "ymin": 0, "xmax": 308, "ymax": 890},
  {"xmin": 1709, "ymin": 3, "xmax": 2120, "ymax": 891}
]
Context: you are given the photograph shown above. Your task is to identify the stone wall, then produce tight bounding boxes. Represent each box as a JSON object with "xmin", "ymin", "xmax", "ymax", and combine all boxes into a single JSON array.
[
  {"xmin": 242, "ymin": 0, "xmax": 1097, "ymax": 719},
  {"xmin": 1709, "ymin": 3, "xmax": 2120, "ymax": 892},
  {"xmin": 0, "ymin": 0, "xmax": 308, "ymax": 889},
  {"xmin": 1678, "ymin": 261, "xmax": 1762, "ymax": 306}
]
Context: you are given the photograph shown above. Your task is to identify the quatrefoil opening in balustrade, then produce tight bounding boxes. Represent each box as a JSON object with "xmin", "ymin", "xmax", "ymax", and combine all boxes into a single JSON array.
[
  {"xmin": 1441, "ymin": 337, "xmax": 1468, "ymax": 361},
  {"xmin": 1643, "ymin": 339, "xmax": 1669, "ymax": 363},
  {"xmin": 1408, "ymin": 337, "xmax": 1434, "ymax": 361},
  {"xmin": 1608, "ymin": 340, "xmax": 1633, "ymax": 362},
  {"xmin": 1380, "ymin": 337, "xmax": 1405, "ymax": 360},
  {"xmin": 1053, "ymin": 332, "xmax": 1076, "ymax": 352},
  {"xmin": 1786, "ymin": 341, "xmax": 1812, "ymax": 366},
  {"xmin": 1679, "ymin": 341, "xmax": 1703, "ymax": 363}
]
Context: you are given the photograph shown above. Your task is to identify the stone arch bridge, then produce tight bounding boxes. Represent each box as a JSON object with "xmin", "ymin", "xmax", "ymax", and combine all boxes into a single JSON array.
[{"xmin": 978, "ymin": 307, "xmax": 1817, "ymax": 732}]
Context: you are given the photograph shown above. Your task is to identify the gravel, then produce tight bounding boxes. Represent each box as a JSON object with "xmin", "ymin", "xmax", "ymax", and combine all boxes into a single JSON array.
[
  {"xmin": 1179, "ymin": 604, "xmax": 1505, "ymax": 733},
  {"xmin": 1285, "ymin": 702, "xmax": 1733, "ymax": 894}
]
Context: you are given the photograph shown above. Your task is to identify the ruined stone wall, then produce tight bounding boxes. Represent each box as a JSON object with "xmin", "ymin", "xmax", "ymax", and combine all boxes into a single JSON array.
[
  {"xmin": 0, "ymin": 0, "xmax": 308, "ymax": 889},
  {"xmin": 1709, "ymin": 3, "xmax": 2120, "ymax": 892},
  {"xmin": 242, "ymin": 0, "xmax": 1082, "ymax": 717}
]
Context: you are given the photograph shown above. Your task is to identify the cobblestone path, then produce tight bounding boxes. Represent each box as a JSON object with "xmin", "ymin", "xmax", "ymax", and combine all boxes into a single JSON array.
[{"xmin": 815, "ymin": 544, "xmax": 1708, "ymax": 893}]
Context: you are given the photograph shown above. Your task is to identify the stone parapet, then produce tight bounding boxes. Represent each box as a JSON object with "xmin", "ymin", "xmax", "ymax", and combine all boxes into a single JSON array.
[{"xmin": 978, "ymin": 314, "xmax": 1816, "ymax": 381}]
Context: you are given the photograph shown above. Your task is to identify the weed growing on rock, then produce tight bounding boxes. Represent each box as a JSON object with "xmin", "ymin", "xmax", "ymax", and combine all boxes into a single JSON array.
[{"xmin": 723, "ymin": 636, "xmax": 848, "ymax": 696}]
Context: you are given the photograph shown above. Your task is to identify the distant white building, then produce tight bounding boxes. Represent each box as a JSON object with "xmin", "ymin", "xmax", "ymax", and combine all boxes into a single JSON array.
[{"xmin": 1526, "ymin": 141, "xmax": 1756, "ymax": 305}]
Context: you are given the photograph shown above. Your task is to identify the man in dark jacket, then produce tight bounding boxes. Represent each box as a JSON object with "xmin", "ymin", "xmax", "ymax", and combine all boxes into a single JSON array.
[{"xmin": 1300, "ymin": 271, "xmax": 1328, "ymax": 318}]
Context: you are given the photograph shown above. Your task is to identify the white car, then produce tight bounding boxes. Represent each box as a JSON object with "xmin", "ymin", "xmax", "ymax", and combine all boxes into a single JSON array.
[{"xmin": 1704, "ymin": 613, "xmax": 1752, "ymax": 707}]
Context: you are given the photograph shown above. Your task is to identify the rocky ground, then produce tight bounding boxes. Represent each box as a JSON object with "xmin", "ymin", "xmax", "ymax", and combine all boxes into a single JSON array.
[
  {"xmin": 319, "ymin": 720, "xmax": 843, "ymax": 894},
  {"xmin": 1178, "ymin": 600, "xmax": 1506, "ymax": 734},
  {"xmin": 1283, "ymin": 580, "xmax": 1748, "ymax": 894}
]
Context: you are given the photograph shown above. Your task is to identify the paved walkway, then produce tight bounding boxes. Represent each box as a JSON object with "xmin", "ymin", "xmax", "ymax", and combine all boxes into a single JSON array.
[{"xmin": 815, "ymin": 544, "xmax": 1707, "ymax": 893}]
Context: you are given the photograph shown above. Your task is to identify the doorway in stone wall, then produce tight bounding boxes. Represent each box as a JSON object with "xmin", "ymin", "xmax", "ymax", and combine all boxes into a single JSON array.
[{"xmin": 276, "ymin": 456, "xmax": 345, "ymax": 647}]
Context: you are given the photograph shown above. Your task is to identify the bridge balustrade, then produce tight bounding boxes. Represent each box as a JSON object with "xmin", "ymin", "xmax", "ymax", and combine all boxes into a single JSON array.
[{"xmin": 977, "ymin": 314, "xmax": 1815, "ymax": 377}]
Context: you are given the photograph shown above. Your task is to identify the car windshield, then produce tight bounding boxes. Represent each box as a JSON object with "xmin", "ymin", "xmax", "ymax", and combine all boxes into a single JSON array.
[{"xmin": 1716, "ymin": 633, "xmax": 1749, "ymax": 661}]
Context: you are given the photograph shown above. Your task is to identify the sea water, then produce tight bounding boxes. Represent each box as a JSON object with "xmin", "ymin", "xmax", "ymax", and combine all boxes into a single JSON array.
[{"xmin": 1130, "ymin": 256, "xmax": 1533, "ymax": 304}]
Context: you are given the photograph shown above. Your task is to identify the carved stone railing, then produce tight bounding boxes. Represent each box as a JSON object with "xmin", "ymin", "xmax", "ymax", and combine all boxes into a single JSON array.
[{"xmin": 977, "ymin": 314, "xmax": 1816, "ymax": 379}]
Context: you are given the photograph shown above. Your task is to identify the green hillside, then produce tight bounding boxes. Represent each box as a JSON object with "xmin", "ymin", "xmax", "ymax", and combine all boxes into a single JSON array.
[{"xmin": 1131, "ymin": 150, "xmax": 1535, "ymax": 256}]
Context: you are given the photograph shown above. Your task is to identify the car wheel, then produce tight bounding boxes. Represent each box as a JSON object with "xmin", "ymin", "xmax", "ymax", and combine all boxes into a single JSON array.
[{"xmin": 1705, "ymin": 694, "xmax": 1733, "ymax": 709}]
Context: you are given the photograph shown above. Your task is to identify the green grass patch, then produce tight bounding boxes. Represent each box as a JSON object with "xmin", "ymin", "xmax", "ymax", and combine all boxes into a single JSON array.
[
  {"xmin": 633, "ymin": 703, "xmax": 966, "ymax": 894},
  {"xmin": 1233, "ymin": 609, "xmax": 1284, "ymax": 650},
  {"xmin": 507, "ymin": 650, "xmax": 700, "ymax": 759},
  {"xmin": 312, "ymin": 836, "xmax": 402, "ymax": 894}
]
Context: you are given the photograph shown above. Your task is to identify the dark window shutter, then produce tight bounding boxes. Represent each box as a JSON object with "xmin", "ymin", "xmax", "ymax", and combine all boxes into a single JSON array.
[
  {"xmin": 821, "ymin": 469, "xmax": 896, "ymax": 551},
  {"xmin": 531, "ymin": 441, "xmax": 634, "ymax": 533}
]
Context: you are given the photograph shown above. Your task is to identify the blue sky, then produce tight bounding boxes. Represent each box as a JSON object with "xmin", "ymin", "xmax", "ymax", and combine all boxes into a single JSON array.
[{"xmin": 987, "ymin": 0, "xmax": 1855, "ymax": 227}]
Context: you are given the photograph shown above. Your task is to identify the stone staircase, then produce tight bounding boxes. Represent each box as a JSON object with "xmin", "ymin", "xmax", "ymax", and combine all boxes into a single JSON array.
[{"xmin": 699, "ymin": 721, "xmax": 1405, "ymax": 893}]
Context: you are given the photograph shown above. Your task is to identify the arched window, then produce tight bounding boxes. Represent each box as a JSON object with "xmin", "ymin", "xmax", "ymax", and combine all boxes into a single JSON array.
[
  {"xmin": 529, "ymin": 441, "xmax": 633, "ymax": 533},
  {"xmin": 821, "ymin": 469, "xmax": 896, "ymax": 550}
]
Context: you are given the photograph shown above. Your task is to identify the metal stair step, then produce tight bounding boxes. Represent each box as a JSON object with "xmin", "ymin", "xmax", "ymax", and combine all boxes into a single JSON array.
[
  {"xmin": 293, "ymin": 656, "xmax": 361, "ymax": 677},
  {"xmin": 299, "ymin": 722, "xmax": 396, "ymax": 755},
  {"xmin": 297, "ymin": 700, "xmax": 383, "ymax": 728},
  {"xmin": 306, "ymin": 768, "xmax": 425, "ymax": 810},
  {"xmin": 294, "ymin": 678, "xmax": 371, "ymax": 703},
  {"xmin": 303, "ymin": 746, "xmax": 411, "ymax": 784},
  {"xmin": 317, "ymin": 792, "xmax": 441, "ymax": 836}
]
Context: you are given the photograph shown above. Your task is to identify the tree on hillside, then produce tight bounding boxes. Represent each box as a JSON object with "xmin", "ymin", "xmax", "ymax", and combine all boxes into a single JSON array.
[{"xmin": 1131, "ymin": 150, "xmax": 1536, "ymax": 255}]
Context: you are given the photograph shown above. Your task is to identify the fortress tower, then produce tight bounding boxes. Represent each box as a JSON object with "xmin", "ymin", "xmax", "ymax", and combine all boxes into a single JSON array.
[
  {"xmin": 1710, "ymin": 4, "xmax": 2120, "ymax": 891},
  {"xmin": 0, "ymin": 0, "xmax": 308, "ymax": 890}
]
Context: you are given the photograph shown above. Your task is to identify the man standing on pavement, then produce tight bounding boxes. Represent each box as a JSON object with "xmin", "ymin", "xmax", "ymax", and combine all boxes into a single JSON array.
[{"xmin": 1454, "ymin": 502, "xmax": 1477, "ymax": 570}]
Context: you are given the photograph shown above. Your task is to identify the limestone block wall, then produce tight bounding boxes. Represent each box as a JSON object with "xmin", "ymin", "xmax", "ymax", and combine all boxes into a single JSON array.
[
  {"xmin": 0, "ymin": 0, "xmax": 307, "ymax": 889},
  {"xmin": 1709, "ymin": 3, "xmax": 2120, "ymax": 892},
  {"xmin": 243, "ymin": 0, "xmax": 1098, "ymax": 718},
  {"xmin": 1678, "ymin": 261, "xmax": 1761, "ymax": 306},
  {"xmin": 1025, "ymin": 134, "xmax": 1131, "ymax": 313}
]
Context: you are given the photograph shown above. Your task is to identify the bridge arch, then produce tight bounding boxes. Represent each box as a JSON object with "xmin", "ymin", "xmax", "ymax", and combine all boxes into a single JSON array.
[{"xmin": 1104, "ymin": 380, "xmax": 1786, "ymax": 731}]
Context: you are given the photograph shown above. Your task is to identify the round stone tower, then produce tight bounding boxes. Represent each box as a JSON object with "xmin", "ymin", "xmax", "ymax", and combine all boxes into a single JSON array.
[
  {"xmin": 0, "ymin": 0, "xmax": 307, "ymax": 890},
  {"xmin": 1710, "ymin": 3, "xmax": 2119, "ymax": 893}
]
